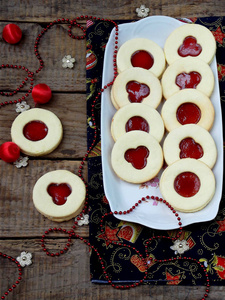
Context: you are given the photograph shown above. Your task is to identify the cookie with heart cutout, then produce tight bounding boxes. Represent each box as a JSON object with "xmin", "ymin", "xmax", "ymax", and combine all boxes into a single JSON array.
[
  {"xmin": 161, "ymin": 57, "xmax": 214, "ymax": 99},
  {"xmin": 159, "ymin": 158, "xmax": 215, "ymax": 212},
  {"xmin": 164, "ymin": 23, "xmax": 216, "ymax": 65},
  {"xmin": 111, "ymin": 103, "xmax": 164, "ymax": 142},
  {"xmin": 161, "ymin": 89, "xmax": 215, "ymax": 132},
  {"xmin": 163, "ymin": 124, "xmax": 217, "ymax": 169},
  {"xmin": 111, "ymin": 67, "xmax": 162, "ymax": 109},
  {"xmin": 11, "ymin": 108, "xmax": 63, "ymax": 156},
  {"xmin": 33, "ymin": 170, "xmax": 86, "ymax": 222},
  {"xmin": 116, "ymin": 38, "xmax": 166, "ymax": 78},
  {"xmin": 111, "ymin": 131, "xmax": 163, "ymax": 184}
]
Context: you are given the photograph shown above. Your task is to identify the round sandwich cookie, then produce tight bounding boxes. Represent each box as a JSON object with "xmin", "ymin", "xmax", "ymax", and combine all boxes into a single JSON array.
[
  {"xmin": 116, "ymin": 38, "xmax": 165, "ymax": 78},
  {"xmin": 112, "ymin": 67, "xmax": 162, "ymax": 109},
  {"xmin": 111, "ymin": 103, "xmax": 164, "ymax": 142},
  {"xmin": 33, "ymin": 170, "xmax": 86, "ymax": 222},
  {"xmin": 159, "ymin": 158, "xmax": 216, "ymax": 213},
  {"xmin": 161, "ymin": 89, "xmax": 215, "ymax": 132},
  {"xmin": 163, "ymin": 124, "xmax": 217, "ymax": 169},
  {"xmin": 111, "ymin": 131, "xmax": 163, "ymax": 184},
  {"xmin": 161, "ymin": 57, "xmax": 214, "ymax": 99},
  {"xmin": 11, "ymin": 108, "xmax": 63, "ymax": 156},
  {"xmin": 164, "ymin": 23, "xmax": 216, "ymax": 65}
]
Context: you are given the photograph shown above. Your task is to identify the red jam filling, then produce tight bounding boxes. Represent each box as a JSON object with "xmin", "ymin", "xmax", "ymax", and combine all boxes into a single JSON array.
[
  {"xmin": 174, "ymin": 171, "xmax": 200, "ymax": 197},
  {"xmin": 23, "ymin": 120, "xmax": 48, "ymax": 141},
  {"xmin": 176, "ymin": 102, "xmax": 201, "ymax": 125},
  {"xmin": 125, "ymin": 146, "xmax": 149, "ymax": 170},
  {"xmin": 126, "ymin": 81, "xmax": 150, "ymax": 103},
  {"xmin": 125, "ymin": 116, "xmax": 149, "ymax": 133},
  {"xmin": 179, "ymin": 137, "xmax": 203, "ymax": 159},
  {"xmin": 131, "ymin": 50, "xmax": 154, "ymax": 70},
  {"xmin": 176, "ymin": 72, "xmax": 201, "ymax": 89},
  {"xmin": 178, "ymin": 36, "xmax": 202, "ymax": 57},
  {"xmin": 47, "ymin": 183, "xmax": 72, "ymax": 205}
]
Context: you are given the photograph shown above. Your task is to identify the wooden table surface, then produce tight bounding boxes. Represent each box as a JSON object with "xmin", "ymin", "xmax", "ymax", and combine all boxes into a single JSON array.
[{"xmin": 0, "ymin": 1, "xmax": 225, "ymax": 299}]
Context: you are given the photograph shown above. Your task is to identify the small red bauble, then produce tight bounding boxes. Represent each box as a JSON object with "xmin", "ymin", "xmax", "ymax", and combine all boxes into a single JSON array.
[
  {"xmin": 2, "ymin": 24, "xmax": 22, "ymax": 44},
  {"xmin": 0, "ymin": 142, "xmax": 20, "ymax": 163},
  {"xmin": 32, "ymin": 83, "xmax": 52, "ymax": 104}
]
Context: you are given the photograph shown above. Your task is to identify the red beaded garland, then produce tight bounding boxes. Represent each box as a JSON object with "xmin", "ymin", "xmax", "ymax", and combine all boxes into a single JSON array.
[{"xmin": 2, "ymin": 24, "xmax": 22, "ymax": 44}]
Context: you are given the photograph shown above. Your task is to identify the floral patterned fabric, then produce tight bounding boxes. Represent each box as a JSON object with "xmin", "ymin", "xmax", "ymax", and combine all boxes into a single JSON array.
[{"xmin": 86, "ymin": 17, "xmax": 225, "ymax": 285}]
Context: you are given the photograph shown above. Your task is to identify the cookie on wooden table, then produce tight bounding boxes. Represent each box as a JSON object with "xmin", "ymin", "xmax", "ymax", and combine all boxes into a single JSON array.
[{"xmin": 33, "ymin": 170, "xmax": 86, "ymax": 222}]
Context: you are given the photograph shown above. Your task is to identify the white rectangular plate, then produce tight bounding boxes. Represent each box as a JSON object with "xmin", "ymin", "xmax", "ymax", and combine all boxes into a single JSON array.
[{"xmin": 101, "ymin": 16, "xmax": 223, "ymax": 230}]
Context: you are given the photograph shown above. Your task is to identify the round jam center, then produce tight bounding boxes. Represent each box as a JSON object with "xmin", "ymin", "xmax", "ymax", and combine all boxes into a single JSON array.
[
  {"xmin": 23, "ymin": 120, "xmax": 48, "ymax": 141},
  {"xmin": 178, "ymin": 36, "xmax": 202, "ymax": 57},
  {"xmin": 126, "ymin": 81, "xmax": 150, "ymax": 103},
  {"xmin": 125, "ymin": 116, "xmax": 149, "ymax": 133},
  {"xmin": 176, "ymin": 72, "xmax": 201, "ymax": 89},
  {"xmin": 179, "ymin": 137, "xmax": 204, "ymax": 159},
  {"xmin": 176, "ymin": 102, "xmax": 201, "ymax": 125},
  {"xmin": 47, "ymin": 183, "xmax": 72, "ymax": 205},
  {"xmin": 174, "ymin": 171, "xmax": 200, "ymax": 197},
  {"xmin": 125, "ymin": 146, "xmax": 149, "ymax": 170},
  {"xmin": 131, "ymin": 50, "xmax": 154, "ymax": 70}
]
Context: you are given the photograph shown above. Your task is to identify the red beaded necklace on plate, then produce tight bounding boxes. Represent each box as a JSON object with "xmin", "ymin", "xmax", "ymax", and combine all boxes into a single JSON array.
[{"xmin": 0, "ymin": 16, "xmax": 210, "ymax": 300}]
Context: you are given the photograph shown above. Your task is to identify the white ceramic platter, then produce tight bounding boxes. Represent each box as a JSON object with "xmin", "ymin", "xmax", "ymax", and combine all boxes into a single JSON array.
[{"xmin": 101, "ymin": 16, "xmax": 223, "ymax": 230}]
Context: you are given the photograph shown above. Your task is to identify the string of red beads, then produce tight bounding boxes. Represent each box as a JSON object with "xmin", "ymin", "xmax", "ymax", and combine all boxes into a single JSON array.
[{"xmin": 0, "ymin": 252, "xmax": 22, "ymax": 299}]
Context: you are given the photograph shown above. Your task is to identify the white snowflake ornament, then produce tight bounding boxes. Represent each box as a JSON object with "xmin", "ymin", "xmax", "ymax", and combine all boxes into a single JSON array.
[
  {"xmin": 136, "ymin": 5, "xmax": 150, "ymax": 18},
  {"xmin": 13, "ymin": 156, "xmax": 29, "ymax": 168},
  {"xmin": 170, "ymin": 239, "xmax": 190, "ymax": 255},
  {"xmin": 15, "ymin": 101, "xmax": 30, "ymax": 113},
  {"xmin": 62, "ymin": 55, "xmax": 76, "ymax": 68},
  {"xmin": 75, "ymin": 214, "xmax": 89, "ymax": 226},
  {"xmin": 16, "ymin": 251, "xmax": 32, "ymax": 267}
]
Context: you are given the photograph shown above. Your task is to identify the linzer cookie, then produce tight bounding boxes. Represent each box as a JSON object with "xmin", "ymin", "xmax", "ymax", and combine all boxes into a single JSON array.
[
  {"xmin": 161, "ymin": 89, "xmax": 215, "ymax": 132},
  {"xmin": 111, "ymin": 67, "xmax": 162, "ymax": 109},
  {"xmin": 164, "ymin": 24, "xmax": 216, "ymax": 65},
  {"xmin": 33, "ymin": 170, "xmax": 86, "ymax": 222},
  {"xmin": 11, "ymin": 108, "xmax": 63, "ymax": 156},
  {"xmin": 111, "ymin": 103, "xmax": 164, "ymax": 142},
  {"xmin": 116, "ymin": 38, "xmax": 165, "ymax": 78},
  {"xmin": 163, "ymin": 124, "xmax": 217, "ymax": 169},
  {"xmin": 161, "ymin": 57, "xmax": 214, "ymax": 99},
  {"xmin": 111, "ymin": 131, "xmax": 163, "ymax": 184},
  {"xmin": 159, "ymin": 158, "xmax": 215, "ymax": 213}
]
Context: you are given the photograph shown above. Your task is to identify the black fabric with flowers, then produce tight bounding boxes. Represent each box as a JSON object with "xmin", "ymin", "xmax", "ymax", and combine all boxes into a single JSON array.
[{"xmin": 86, "ymin": 17, "xmax": 225, "ymax": 285}]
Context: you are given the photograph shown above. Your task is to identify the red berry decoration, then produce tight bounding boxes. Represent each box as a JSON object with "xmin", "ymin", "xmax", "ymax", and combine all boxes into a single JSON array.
[
  {"xmin": 32, "ymin": 83, "xmax": 52, "ymax": 104},
  {"xmin": 0, "ymin": 142, "xmax": 20, "ymax": 163},
  {"xmin": 2, "ymin": 24, "xmax": 22, "ymax": 44}
]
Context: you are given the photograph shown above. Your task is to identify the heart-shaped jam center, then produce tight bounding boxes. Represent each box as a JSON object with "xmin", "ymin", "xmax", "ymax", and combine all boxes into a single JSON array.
[
  {"xmin": 126, "ymin": 81, "xmax": 150, "ymax": 103},
  {"xmin": 179, "ymin": 137, "xmax": 203, "ymax": 159},
  {"xmin": 125, "ymin": 146, "xmax": 149, "ymax": 170},
  {"xmin": 176, "ymin": 102, "xmax": 201, "ymax": 125},
  {"xmin": 131, "ymin": 50, "xmax": 154, "ymax": 70},
  {"xmin": 174, "ymin": 171, "xmax": 200, "ymax": 197},
  {"xmin": 47, "ymin": 183, "xmax": 72, "ymax": 205},
  {"xmin": 176, "ymin": 72, "xmax": 201, "ymax": 89},
  {"xmin": 23, "ymin": 120, "xmax": 48, "ymax": 141},
  {"xmin": 178, "ymin": 36, "xmax": 202, "ymax": 57},
  {"xmin": 125, "ymin": 116, "xmax": 149, "ymax": 133}
]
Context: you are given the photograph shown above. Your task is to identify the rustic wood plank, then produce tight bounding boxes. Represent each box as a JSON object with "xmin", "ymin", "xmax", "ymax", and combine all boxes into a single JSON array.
[
  {"xmin": 0, "ymin": 93, "xmax": 87, "ymax": 158},
  {"xmin": 0, "ymin": 160, "xmax": 89, "ymax": 238},
  {"xmin": 0, "ymin": 22, "xmax": 87, "ymax": 92},
  {"xmin": 0, "ymin": 0, "xmax": 224, "ymax": 21},
  {"xmin": 1, "ymin": 239, "xmax": 223, "ymax": 300}
]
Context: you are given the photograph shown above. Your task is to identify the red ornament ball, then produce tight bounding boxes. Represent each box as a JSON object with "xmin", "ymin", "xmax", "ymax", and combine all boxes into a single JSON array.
[
  {"xmin": 32, "ymin": 83, "xmax": 52, "ymax": 104},
  {"xmin": 0, "ymin": 142, "xmax": 20, "ymax": 163},
  {"xmin": 2, "ymin": 24, "xmax": 22, "ymax": 44}
]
